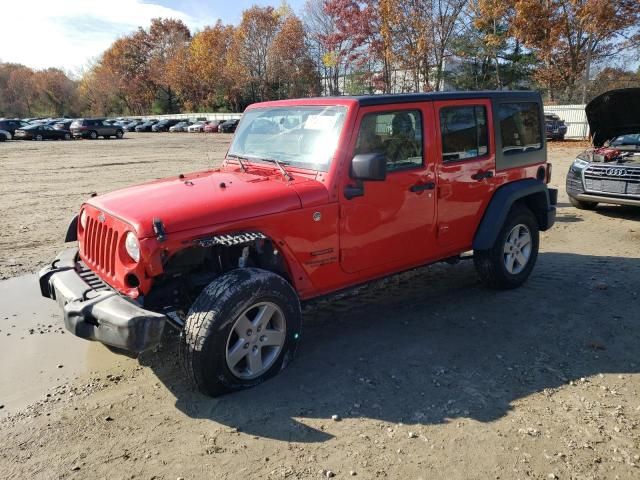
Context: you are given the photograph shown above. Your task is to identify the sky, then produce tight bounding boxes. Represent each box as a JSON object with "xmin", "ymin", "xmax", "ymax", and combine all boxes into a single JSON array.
[{"xmin": 0, "ymin": 0, "xmax": 306, "ymax": 76}]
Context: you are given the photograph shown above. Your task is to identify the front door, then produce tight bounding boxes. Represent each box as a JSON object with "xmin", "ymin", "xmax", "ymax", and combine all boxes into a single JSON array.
[
  {"xmin": 339, "ymin": 104, "xmax": 437, "ymax": 273},
  {"xmin": 434, "ymin": 99, "xmax": 496, "ymax": 250}
]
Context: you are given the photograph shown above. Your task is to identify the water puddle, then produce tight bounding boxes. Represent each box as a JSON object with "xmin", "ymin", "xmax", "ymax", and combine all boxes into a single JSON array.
[{"xmin": 0, "ymin": 274, "xmax": 137, "ymax": 416}]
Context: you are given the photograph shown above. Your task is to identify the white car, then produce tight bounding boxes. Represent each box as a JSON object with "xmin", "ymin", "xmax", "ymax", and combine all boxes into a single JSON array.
[
  {"xmin": 187, "ymin": 121, "xmax": 208, "ymax": 133},
  {"xmin": 169, "ymin": 121, "xmax": 192, "ymax": 132},
  {"xmin": 0, "ymin": 129, "xmax": 11, "ymax": 141}
]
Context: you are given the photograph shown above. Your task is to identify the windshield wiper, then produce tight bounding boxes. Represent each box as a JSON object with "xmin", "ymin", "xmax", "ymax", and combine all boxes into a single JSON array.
[
  {"xmin": 227, "ymin": 153, "xmax": 247, "ymax": 172},
  {"xmin": 254, "ymin": 157, "xmax": 293, "ymax": 181}
]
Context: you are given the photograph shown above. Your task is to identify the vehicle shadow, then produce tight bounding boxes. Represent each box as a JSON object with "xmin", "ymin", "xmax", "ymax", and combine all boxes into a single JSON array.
[
  {"xmin": 140, "ymin": 252, "xmax": 640, "ymax": 442},
  {"xmin": 591, "ymin": 204, "xmax": 640, "ymax": 221}
]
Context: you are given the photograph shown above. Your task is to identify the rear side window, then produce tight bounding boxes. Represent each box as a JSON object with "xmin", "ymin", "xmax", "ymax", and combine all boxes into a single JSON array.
[
  {"xmin": 355, "ymin": 110, "xmax": 423, "ymax": 171},
  {"xmin": 440, "ymin": 106, "xmax": 488, "ymax": 162},
  {"xmin": 498, "ymin": 102, "xmax": 542, "ymax": 155}
]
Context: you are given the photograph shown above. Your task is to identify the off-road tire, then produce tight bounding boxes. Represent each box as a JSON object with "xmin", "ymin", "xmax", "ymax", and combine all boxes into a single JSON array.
[
  {"xmin": 569, "ymin": 196, "xmax": 597, "ymax": 210},
  {"xmin": 474, "ymin": 205, "xmax": 539, "ymax": 289},
  {"xmin": 89, "ymin": 131, "xmax": 98, "ymax": 140},
  {"xmin": 180, "ymin": 268, "xmax": 301, "ymax": 397}
]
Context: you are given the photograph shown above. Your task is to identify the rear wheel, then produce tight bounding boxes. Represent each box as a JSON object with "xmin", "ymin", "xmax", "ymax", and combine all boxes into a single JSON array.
[
  {"xmin": 115, "ymin": 130, "xmax": 124, "ymax": 139},
  {"xmin": 474, "ymin": 205, "xmax": 539, "ymax": 289},
  {"xmin": 180, "ymin": 268, "xmax": 301, "ymax": 397},
  {"xmin": 569, "ymin": 196, "xmax": 597, "ymax": 210},
  {"xmin": 35, "ymin": 134, "xmax": 43, "ymax": 141},
  {"xmin": 64, "ymin": 133, "xmax": 71, "ymax": 140},
  {"xmin": 89, "ymin": 131, "xmax": 98, "ymax": 140}
]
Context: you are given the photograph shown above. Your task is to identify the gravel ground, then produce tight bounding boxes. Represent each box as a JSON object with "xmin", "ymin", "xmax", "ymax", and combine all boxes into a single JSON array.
[{"xmin": 1, "ymin": 135, "xmax": 639, "ymax": 479}]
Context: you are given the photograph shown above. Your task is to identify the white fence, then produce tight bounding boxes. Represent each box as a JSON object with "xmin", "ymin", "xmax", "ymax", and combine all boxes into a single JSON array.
[
  {"xmin": 136, "ymin": 112, "xmax": 242, "ymax": 122},
  {"xmin": 544, "ymin": 104, "xmax": 588, "ymax": 139}
]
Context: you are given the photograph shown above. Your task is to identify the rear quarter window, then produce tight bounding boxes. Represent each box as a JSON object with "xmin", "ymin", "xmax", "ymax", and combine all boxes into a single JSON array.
[{"xmin": 498, "ymin": 102, "xmax": 542, "ymax": 155}]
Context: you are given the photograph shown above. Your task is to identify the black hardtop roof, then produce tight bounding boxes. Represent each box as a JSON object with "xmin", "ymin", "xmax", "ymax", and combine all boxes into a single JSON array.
[{"xmin": 337, "ymin": 90, "xmax": 541, "ymax": 107}]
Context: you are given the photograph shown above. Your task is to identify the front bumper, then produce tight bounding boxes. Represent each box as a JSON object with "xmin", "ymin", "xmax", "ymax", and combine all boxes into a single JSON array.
[
  {"xmin": 38, "ymin": 248, "xmax": 166, "ymax": 353},
  {"xmin": 573, "ymin": 193, "xmax": 640, "ymax": 207}
]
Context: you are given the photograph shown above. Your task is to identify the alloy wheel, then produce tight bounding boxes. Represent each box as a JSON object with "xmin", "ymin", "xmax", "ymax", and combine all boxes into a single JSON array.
[
  {"xmin": 225, "ymin": 301, "xmax": 286, "ymax": 380},
  {"xmin": 503, "ymin": 224, "xmax": 532, "ymax": 274}
]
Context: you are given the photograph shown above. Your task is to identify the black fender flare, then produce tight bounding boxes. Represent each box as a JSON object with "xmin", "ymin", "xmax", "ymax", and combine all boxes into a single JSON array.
[
  {"xmin": 65, "ymin": 214, "xmax": 78, "ymax": 243},
  {"xmin": 473, "ymin": 179, "xmax": 556, "ymax": 250}
]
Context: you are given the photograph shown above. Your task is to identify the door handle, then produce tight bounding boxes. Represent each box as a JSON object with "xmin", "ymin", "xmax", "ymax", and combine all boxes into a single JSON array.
[
  {"xmin": 471, "ymin": 170, "xmax": 494, "ymax": 181},
  {"xmin": 409, "ymin": 182, "xmax": 436, "ymax": 193}
]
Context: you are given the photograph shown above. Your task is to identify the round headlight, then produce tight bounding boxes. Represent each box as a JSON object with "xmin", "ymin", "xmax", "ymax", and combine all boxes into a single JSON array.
[
  {"xmin": 125, "ymin": 232, "xmax": 140, "ymax": 263},
  {"xmin": 79, "ymin": 210, "xmax": 87, "ymax": 230}
]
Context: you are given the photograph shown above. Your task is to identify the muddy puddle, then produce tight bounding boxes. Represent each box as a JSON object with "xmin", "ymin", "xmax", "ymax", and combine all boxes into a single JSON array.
[{"xmin": 0, "ymin": 274, "xmax": 137, "ymax": 415}]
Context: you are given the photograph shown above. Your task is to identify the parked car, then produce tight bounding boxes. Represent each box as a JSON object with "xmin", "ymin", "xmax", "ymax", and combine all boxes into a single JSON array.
[
  {"xmin": 71, "ymin": 118, "xmax": 125, "ymax": 139},
  {"xmin": 53, "ymin": 120, "xmax": 73, "ymax": 131},
  {"xmin": 169, "ymin": 121, "xmax": 193, "ymax": 132},
  {"xmin": 187, "ymin": 121, "xmax": 209, "ymax": 133},
  {"xmin": 14, "ymin": 124, "xmax": 72, "ymax": 140},
  {"xmin": 0, "ymin": 129, "xmax": 11, "ymax": 141},
  {"xmin": 124, "ymin": 121, "xmax": 143, "ymax": 132},
  {"xmin": 135, "ymin": 120, "xmax": 158, "ymax": 132},
  {"xmin": 39, "ymin": 91, "xmax": 556, "ymax": 397},
  {"xmin": 152, "ymin": 119, "xmax": 180, "ymax": 132},
  {"xmin": 566, "ymin": 87, "xmax": 640, "ymax": 210},
  {"xmin": 218, "ymin": 119, "xmax": 240, "ymax": 133},
  {"xmin": 0, "ymin": 119, "xmax": 31, "ymax": 136},
  {"xmin": 203, "ymin": 121, "xmax": 223, "ymax": 133},
  {"xmin": 544, "ymin": 113, "xmax": 568, "ymax": 141}
]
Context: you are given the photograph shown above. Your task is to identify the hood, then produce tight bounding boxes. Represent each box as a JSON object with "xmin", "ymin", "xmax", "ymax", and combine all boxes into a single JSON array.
[
  {"xmin": 87, "ymin": 168, "xmax": 327, "ymax": 238},
  {"xmin": 586, "ymin": 88, "xmax": 640, "ymax": 147}
]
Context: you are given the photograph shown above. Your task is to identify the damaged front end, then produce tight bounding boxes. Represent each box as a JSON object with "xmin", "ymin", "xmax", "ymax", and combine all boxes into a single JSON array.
[{"xmin": 566, "ymin": 88, "xmax": 640, "ymax": 206}]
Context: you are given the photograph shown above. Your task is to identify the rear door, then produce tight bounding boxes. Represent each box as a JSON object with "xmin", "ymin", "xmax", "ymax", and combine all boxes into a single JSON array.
[
  {"xmin": 434, "ymin": 98, "xmax": 496, "ymax": 250},
  {"xmin": 339, "ymin": 103, "xmax": 438, "ymax": 273}
]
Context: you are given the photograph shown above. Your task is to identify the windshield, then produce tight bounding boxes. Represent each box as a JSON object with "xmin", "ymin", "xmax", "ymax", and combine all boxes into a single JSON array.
[
  {"xmin": 610, "ymin": 133, "xmax": 640, "ymax": 147},
  {"xmin": 228, "ymin": 106, "xmax": 347, "ymax": 171}
]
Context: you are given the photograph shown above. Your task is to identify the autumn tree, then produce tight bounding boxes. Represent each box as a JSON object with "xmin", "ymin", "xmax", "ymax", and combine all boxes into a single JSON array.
[
  {"xmin": 512, "ymin": 0, "xmax": 640, "ymax": 102},
  {"xmin": 146, "ymin": 18, "xmax": 191, "ymax": 113}
]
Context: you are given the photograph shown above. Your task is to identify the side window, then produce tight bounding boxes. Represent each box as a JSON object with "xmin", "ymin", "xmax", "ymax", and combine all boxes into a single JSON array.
[
  {"xmin": 498, "ymin": 102, "xmax": 542, "ymax": 155},
  {"xmin": 355, "ymin": 110, "xmax": 423, "ymax": 171},
  {"xmin": 440, "ymin": 106, "xmax": 488, "ymax": 162}
]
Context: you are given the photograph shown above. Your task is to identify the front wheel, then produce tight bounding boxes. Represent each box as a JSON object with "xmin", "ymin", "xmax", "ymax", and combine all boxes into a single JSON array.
[
  {"xmin": 64, "ymin": 133, "xmax": 71, "ymax": 140},
  {"xmin": 115, "ymin": 130, "xmax": 123, "ymax": 139},
  {"xmin": 35, "ymin": 134, "xmax": 43, "ymax": 141},
  {"xmin": 89, "ymin": 131, "xmax": 98, "ymax": 140},
  {"xmin": 474, "ymin": 205, "xmax": 539, "ymax": 289},
  {"xmin": 180, "ymin": 268, "xmax": 301, "ymax": 397}
]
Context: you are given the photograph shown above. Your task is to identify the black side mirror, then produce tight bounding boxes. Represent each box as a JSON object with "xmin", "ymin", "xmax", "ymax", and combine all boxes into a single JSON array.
[{"xmin": 351, "ymin": 153, "xmax": 387, "ymax": 181}]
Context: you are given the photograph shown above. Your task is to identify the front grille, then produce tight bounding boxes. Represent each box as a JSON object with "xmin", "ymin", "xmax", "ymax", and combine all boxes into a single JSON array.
[
  {"xmin": 82, "ymin": 215, "xmax": 118, "ymax": 277},
  {"xmin": 584, "ymin": 165, "xmax": 640, "ymax": 196}
]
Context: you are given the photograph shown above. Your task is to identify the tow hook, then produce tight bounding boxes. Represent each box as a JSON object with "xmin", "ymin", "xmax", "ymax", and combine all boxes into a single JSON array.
[{"xmin": 153, "ymin": 218, "xmax": 167, "ymax": 242}]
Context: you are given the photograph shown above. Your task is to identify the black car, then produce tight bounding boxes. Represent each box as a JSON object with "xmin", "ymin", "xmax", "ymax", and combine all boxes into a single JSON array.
[
  {"xmin": 544, "ymin": 114, "xmax": 568, "ymax": 141},
  {"xmin": 14, "ymin": 124, "xmax": 72, "ymax": 140},
  {"xmin": 218, "ymin": 119, "xmax": 240, "ymax": 133},
  {"xmin": 152, "ymin": 119, "xmax": 180, "ymax": 132},
  {"xmin": 124, "ymin": 120, "xmax": 143, "ymax": 132},
  {"xmin": 0, "ymin": 119, "xmax": 31, "ymax": 136},
  {"xmin": 566, "ymin": 88, "xmax": 640, "ymax": 210},
  {"xmin": 135, "ymin": 120, "xmax": 159, "ymax": 132}
]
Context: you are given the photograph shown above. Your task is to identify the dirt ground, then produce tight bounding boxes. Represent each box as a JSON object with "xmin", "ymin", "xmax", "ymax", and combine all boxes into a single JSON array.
[{"xmin": 1, "ymin": 135, "xmax": 640, "ymax": 479}]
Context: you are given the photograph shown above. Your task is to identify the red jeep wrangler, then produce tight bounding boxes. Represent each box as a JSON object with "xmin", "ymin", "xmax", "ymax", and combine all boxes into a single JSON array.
[{"xmin": 39, "ymin": 92, "xmax": 557, "ymax": 396}]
